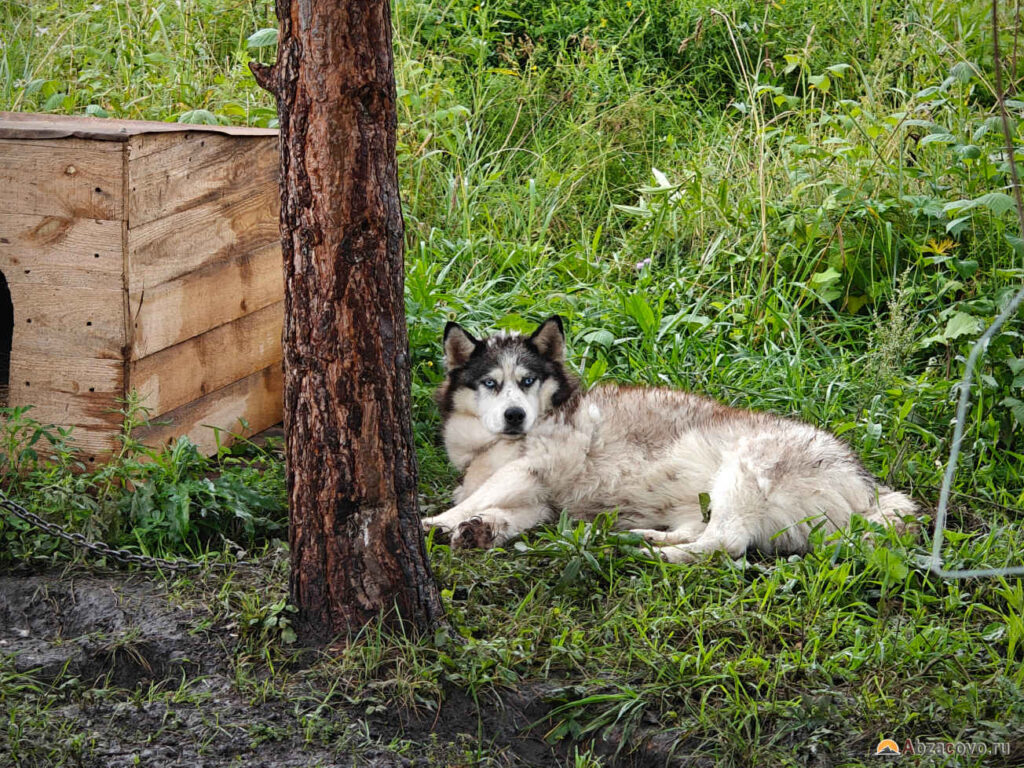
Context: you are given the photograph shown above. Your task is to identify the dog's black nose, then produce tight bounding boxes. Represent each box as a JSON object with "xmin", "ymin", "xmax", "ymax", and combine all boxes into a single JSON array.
[{"xmin": 504, "ymin": 407, "xmax": 526, "ymax": 426}]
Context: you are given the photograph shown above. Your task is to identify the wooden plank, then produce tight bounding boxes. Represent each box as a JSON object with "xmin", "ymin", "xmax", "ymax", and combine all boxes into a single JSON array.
[
  {"xmin": 130, "ymin": 242, "xmax": 282, "ymax": 359},
  {"xmin": 29, "ymin": 424, "xmax": 120, "ymax": 464},
  {"xmin": 0, "ymin": 213, "xmax": 122, "ymax": 289},
  {"xmin": 133, "ymin": 364, "xmax": 282, "ymax": 456},
  {"xmin": 9, "ymin": 283, "xmax": 125, "ymax": 359},
  {"xmin": 0, "ymin": 140, "xmax": 123, "ymax": 220},
  {"xmin": 0, "ymin": 111, "xmax": 278, "ymax": 142},
  {"xmin": 127, "ymin": 132, "xmax": 278, "ymax": 226},
  {"xmin": 8, "ymin": 355, "xmax": 123, "ymax": 405},
  {"xmin": 131, "ymin": 301, "xmax": 283, "ymax": 417},
  {"xmin": 70, "ymin": 428, "xmax": 121, "ymax": 463},
  {"xmin": 8, "ymin": 393, "xmax": 122, "ymax": 430},
  {"xmin": 4, "ymin": 355, "xmax": 124, "ymax": 462},
  {"xmin": 127, "ymin": 179, "xmax": 280, "ymax": 290}
]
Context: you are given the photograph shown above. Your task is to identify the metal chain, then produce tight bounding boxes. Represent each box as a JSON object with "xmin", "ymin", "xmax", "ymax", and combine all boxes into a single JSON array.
[{"xmin": 0, "ymin": 489, "xmax": 256, "ymax": 572}]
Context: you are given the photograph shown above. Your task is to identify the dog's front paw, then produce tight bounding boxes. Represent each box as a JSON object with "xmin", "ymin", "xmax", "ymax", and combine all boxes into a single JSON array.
[
  {"xmin": 451, "ymin": 517, "xmax": 497, "ymax": 549},
  {"xmin": 450, "ymin": 512, "xmax": 513, "ymax": 550}
]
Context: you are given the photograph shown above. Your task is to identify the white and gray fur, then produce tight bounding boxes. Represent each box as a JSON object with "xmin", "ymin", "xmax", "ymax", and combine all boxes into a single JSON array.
[{"xmin": 423, "ymin": 316, "xmax": 917, "ymax": 562}]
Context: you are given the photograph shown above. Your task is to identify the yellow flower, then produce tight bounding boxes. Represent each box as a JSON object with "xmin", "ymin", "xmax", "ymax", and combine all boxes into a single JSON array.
[
  {"xmin": 599, "ymin": 17, "xmax": 607, "ymax": 28},
  {"xmin": 923, "ymin": 237, "xmax": 956, "ymax": 256}
]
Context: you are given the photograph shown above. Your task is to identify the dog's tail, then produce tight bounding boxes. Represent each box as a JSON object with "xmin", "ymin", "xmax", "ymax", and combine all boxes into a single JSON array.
[{"xmin": 864, "ymin": 486, "xmax": 918, "ymax": 532}]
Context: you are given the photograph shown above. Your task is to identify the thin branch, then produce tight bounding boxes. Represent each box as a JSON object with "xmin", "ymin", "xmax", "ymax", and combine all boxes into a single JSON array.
[{"xmin": 249, "ymin": 61, "xmax": 276, "ymax": 94}]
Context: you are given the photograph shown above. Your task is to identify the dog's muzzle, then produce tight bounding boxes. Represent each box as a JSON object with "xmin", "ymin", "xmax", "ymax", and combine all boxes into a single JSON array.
[{"xmin": 503, "ymin": 407, "xmax": 526, "ymax": 435}]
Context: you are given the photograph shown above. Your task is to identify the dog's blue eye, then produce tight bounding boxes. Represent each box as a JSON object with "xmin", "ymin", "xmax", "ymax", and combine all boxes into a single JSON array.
[
  {"xmin": 482, "ymin": 378, "xmax": 497, "ymax": 389},
  {"xmin": 521, "ymin": 377, "xmax": 536, "ymax": 387}
]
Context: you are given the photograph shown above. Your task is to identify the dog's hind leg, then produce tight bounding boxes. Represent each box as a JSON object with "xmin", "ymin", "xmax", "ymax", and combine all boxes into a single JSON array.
[
  {"xmin": 657, "ymin": 450, "xmax": 763, "ymax": 563},
  {"xmin": 660, "ymin": 524, "xmax": 751, "ymax": 563},
  {"xmin": 630, "ymin": 520, "xmax": 707, "ymax": 546}
]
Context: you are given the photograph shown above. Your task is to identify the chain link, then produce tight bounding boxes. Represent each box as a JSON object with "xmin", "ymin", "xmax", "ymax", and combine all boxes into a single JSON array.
[{"xmin": 0, "ymin": 489, "xmax": 256, "ymax": 572}]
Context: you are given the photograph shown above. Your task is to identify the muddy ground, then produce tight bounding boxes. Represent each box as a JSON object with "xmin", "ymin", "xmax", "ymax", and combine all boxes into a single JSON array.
[{"xmin": 0, "ymin": 568, "xmax": 690, "ymax": 768}]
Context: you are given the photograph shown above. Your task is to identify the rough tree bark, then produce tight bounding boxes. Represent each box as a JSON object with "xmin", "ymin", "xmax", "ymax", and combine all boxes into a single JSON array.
[{"xmin": 251, "ymin": 0, "xmax": 444, "ymax": 643}]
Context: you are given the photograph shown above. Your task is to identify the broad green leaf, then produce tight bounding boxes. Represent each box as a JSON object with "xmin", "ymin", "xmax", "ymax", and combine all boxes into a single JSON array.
[
  {"xmin": 809, "ymin": 267, "xmax": 843, "ymax": 302},
  {"xmin": 43, "ymin": 91, "xmax": 67, "ymax": 110},
  {"xmin": 872, "ymin": 548, "xmax": 908, "ymax": 581},
  {"xmin": 431, "ymin": 105, "xmax": 470, "ymax": 121},
  {"xmin": 783, "ymin": 54, "xmax": 804, "ymax": 74},
  {"xmin": 944, "ymin": 192, "xmax": 1015, "ymax": 217},
  {"xmin": 582, "ymin": 329, "xmax": 615, "ymax": 347},
  {"xmin": 1001, "ymin": 397, "xmax": 1024, "ymax": 427},
  {"xmin": 699, "ymin": 492, "xmax": 711, "ymax": 523},
  {"xmin": 954, "ymin": 144, "xmax": 981, "ymax": 160},
  {"xmin": 612, "ymin": 204, "xmax": 653, "ymax": 218},
  {"xmin": 810, "ymin": 267, "xmax": 842, "ymax": 287},
  {"xmin": 178, "ymin": 109, "xmax": 220, "ymax": 125},
  {"xmin": 953, "ymin": 259, "xmax": 979, "ymax": 278},
  {"xmin": 971, "ymin": 192, "xmax": 1016, "ymax": 216},
  {"xmin": 247, "ymin": 27, "xmax": 278, "ymax": 48},
  {"xmin": 942, "ymin": 311, "xmax": 982, "ymax": 340},
  {"xmin": 945, "ymin": 215, "xmax": 970, "ymax": 234},
  {"xmin": 622, "ymin": 294, "xmax": 657, "ymax": 335},
  {"xmin": 950, "ymin": 61, "xmax": 979, "ymax": 83},
  {"xmin": 845, "ymin": 295, "xmax": 870, "ymax": 314}
]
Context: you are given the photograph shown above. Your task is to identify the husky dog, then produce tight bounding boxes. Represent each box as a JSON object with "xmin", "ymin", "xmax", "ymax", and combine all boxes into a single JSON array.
[{"xmin": 422, "ymin": 316, "xmax": 916, "ymax": 562}]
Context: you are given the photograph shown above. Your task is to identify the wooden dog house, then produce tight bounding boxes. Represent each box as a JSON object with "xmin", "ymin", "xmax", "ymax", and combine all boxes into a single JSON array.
[{"xmin": 0, "ymin": 112, "xmax": 284, "ymax": 463}]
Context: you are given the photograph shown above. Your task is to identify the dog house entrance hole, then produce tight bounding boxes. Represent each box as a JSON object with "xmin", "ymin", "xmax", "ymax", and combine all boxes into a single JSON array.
[{"xmin": 0, "ymin": 271, "xmax": 11, "ymax": 408}]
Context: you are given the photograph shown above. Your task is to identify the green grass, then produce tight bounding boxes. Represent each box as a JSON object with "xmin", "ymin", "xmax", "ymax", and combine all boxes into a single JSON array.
[{"xmin": 2, "ymin": 0, "xmax": 1024, "ymax": 764}]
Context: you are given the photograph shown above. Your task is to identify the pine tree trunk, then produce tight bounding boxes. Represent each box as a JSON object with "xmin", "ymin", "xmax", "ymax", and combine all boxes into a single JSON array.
[{"xmin": 251, "ymin": 0, "xmax": 443, "ymax": 644}]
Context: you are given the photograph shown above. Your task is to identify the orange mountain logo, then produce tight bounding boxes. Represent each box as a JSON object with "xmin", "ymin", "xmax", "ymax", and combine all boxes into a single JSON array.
[{"xmin": 875, "ymin": 739, "xmax": 901, "ymax": 755}]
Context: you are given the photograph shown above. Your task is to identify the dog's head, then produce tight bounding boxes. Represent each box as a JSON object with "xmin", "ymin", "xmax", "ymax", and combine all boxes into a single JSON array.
[{"xmin": 436, "ymin": 315, "xmax": 578, "ymax": 438}]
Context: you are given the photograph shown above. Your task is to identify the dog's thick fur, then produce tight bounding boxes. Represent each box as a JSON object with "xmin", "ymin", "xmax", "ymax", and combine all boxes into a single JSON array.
[{"xmin": 423, "ymin": 316, "xmax": 916, "ymax": 562}]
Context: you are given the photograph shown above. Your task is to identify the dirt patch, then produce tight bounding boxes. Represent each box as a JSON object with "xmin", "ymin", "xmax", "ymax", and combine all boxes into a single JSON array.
[
  {"xmin": 0, "ymin": 569, "xmax": 692, "ymax": 767},
  {"xmin": 0, "ymin": 569, "xmax": 560, "ymax": 767},
  {"xmin": 0, "ymin": 571, "xmax": 218, "ymax": 687}
]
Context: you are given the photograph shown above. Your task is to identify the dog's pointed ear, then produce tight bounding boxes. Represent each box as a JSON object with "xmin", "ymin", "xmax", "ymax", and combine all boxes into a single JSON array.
[
  {"xmin": 529, "ymin": 315, "xmax": 565, "ymax": 361},
  {"xmin": 443, "ymin": 321, "xmax": 479, "ymax": 369}
]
